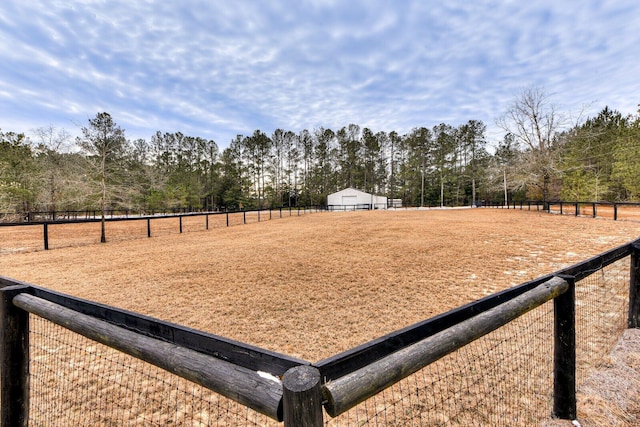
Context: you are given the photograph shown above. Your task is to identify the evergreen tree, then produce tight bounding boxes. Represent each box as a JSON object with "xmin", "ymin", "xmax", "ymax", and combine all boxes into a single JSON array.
[{"xmin": 76, "ymin": 112, "xmax": 129, "ymax": 242}]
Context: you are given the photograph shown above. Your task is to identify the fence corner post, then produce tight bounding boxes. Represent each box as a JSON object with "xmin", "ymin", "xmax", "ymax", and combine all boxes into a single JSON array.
[
  {"xmin": 553, "ymin": 274, "xmax": 576, "ymax": 420},
  {"xmin": 628, "ymin": 243, "xmax": 640, "ymax": 328},
  {"xmin": 0, "ymin": 285, "xmax": 30, "ymax": 427},
  {"xmin": 282, "ymin": 365, "xmax": 323, "ymax": 427}
]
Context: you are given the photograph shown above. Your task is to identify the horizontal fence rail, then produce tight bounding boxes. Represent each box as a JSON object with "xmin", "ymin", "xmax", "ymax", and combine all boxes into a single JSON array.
[
  {"xmin": 322, "ymin": 276, "xmax": 569, "ymax": 417},
  {"xmin": 0, "ymin": 206, "xmax": 324, "ymax": 252},
  {"xmin": 315, "ymin": 241, "xmax": 633, "ymax": 382},
  {"xmin": 485, "ymin": 200, "xmax": 640, "ymax": 221},
  {"xmin": 12, "ymin": 293, "xmax": 285, "ymax": 420},
  {"xmin": 1, "ymin": 239, "xmax": 639, "ymax": 425}
]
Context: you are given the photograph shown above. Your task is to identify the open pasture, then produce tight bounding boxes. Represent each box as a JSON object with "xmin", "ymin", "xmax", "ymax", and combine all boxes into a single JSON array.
[{"xmin": 1, "ymin": 208, "xmax": 639, "ymax": 361}]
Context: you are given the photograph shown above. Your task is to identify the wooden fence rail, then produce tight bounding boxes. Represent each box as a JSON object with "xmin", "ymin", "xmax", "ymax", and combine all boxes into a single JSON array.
[
  {"xmin": 12, "ymin": 293, "xmax": 284, "ymax": 421},
  {"xmin": 322, "ymin": 276, "xmax": 570, "ymax": 417}
]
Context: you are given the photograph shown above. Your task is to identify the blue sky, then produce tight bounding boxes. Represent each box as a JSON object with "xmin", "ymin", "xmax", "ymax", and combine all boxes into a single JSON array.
[{"xmin": 1, "ymin": 0, "xmax": 638, "ymax": 149}]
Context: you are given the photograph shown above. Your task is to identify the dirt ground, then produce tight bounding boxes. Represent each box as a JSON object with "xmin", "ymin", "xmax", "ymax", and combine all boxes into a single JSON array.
[
  {"xmin": 1, "ymin": 208, "xmax": 639, "ymax": 360},
  {"xmin": 1, "ymin": 208, "xmax": 640, "ymax": 424}
]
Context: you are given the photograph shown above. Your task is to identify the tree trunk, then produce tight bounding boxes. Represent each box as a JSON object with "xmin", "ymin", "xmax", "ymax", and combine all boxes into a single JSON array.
[{"xmin": 503, "ymin": 169, "xmax": 508, "ymax": 205}]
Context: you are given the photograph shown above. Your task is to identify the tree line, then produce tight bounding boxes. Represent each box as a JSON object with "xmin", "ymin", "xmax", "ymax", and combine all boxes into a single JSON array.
[{"xmin": 1, "ymin": 88, "xmax": 639, "ymax": 220}]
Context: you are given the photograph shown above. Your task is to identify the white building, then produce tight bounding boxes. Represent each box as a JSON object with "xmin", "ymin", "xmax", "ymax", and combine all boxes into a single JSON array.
[{"xmin": 326, "ymin": 188, "xmax": 388, "ymax": 210}]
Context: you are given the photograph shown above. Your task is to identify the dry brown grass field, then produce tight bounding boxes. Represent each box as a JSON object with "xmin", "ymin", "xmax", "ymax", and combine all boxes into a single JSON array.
[{"xmin": 1, "ymin": 208, "xmax": 640, "ymax": 425}]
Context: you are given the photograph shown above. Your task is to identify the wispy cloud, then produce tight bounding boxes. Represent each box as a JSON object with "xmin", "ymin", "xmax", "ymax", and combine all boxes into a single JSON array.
[{"xmin": 0, "ymin": 0, "xmax": 638, "ymax": 147}]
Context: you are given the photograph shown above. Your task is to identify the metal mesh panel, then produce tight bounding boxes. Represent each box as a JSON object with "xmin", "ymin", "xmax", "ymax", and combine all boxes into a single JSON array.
[
  {"xmin": 326, "ymin": 301, "xmax": 555, "ymax": 426},
  {"xmin": 575, "ymin": 258, "xmax": 630, "ymax": 384},
  {"xmin": 325, "ymin": 258, "xmax": 632, "ymax": 426},
  {"xmin": 28, "ymin": 316, "xmax": 278, "ymax": 426}
]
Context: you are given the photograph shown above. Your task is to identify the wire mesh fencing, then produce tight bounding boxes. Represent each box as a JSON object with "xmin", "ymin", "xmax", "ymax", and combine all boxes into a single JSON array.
[
  {"xmin": 324, "ymin": 256, "xmax": 632, "ymax": 426},
  {"xmin": 28, "ymin": 316, "xmax": 279, "ymax": 427},
  {"xmin": 325, "ymin": 300, "xmax": 555, "ymax": 426},
  {"xmin": 574, "ymin": 257, "xmax": 630, "ymax": 384}
]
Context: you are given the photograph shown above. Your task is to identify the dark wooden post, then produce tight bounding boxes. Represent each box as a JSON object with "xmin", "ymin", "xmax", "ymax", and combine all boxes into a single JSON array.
[
  {"xmin": 0, "ymin": 285, "xmax": 30, "ymax": 427},
  {"xmin": 226, "ymin": 212, "xmax": 229, "ymax": 227},
  {"xmin": 243, "ymin": 210, "xmax": 246, "ymax": 224},
  {"xmin": 592, "ymin": 203, "xmax": 597, "ymax": 218},
  {"xmin": 147, "ymin": 218, "xmax": 151, "ymax": 238},
  {"xmin": 205, "ymin": 214, "xmax": 209, "ymax": 230},
  {"xmin": 560, "ymin": 202, "xmax": 563, "ymax": 215},
  {"xmin": 628, "ymin": 243, "xmax": 640, "ymax": 328},
  {"xmin": 282, "ymin": 365, "xmax": 323, "ymax": 427},
  {"xmin": 269, "ymin": 209, "xmax": 272, "ymax": 220},
  {"xmin": 279, "ymin": 207, "xmax": 282, "ymax": 218},
  {"xmin": 614, "ymin": 203, "xmax": 618, "ymax": 221},
  {"xmin": 258, "ymin": 209, "xmax": 261, "ymax": 222},
  {"xmin": 179, "ymin": 216, "xmax": 183, "ymax": 233},
  {"xmin": 553, "ymin": 274, "xmax": 576, "ymax": 420},
  {"xmin": 575, "ymin": 202, "xmax": 579, "ymax": 216},
  {"xmin": 43, "ymin": 223, "xmax": 49, "ymax": 250}
]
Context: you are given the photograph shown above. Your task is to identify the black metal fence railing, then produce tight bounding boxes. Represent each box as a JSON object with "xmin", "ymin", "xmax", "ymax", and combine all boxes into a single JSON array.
[{"xmin": 1, "ymin": 239, "xmax": 639, "ymax": 425}]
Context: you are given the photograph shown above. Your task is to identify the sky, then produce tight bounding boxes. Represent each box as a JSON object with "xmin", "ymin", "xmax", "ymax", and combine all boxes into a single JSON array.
[{"xmin": 1, "ymin": 0, "xmax": 639, "ymax": 149}]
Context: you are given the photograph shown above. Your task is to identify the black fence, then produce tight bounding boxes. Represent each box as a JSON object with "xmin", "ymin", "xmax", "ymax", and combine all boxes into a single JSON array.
[
  {"xmin": 1, "ymin": 239, "xmax": 639, "ymax": 425},
  {"xmin": 0, "ymin": 206, "xmax": 324, "ymax": 252},
  {"xmin": 485, "ymin": 200, "xmax": 640, "ymax": 221},
  {"xmin": 0, "ymin": 208, "xmax": 211, "ymax": 223}
]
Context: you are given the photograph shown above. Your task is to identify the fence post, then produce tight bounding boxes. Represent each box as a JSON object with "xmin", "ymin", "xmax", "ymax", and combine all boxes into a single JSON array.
[
  {"xmin": 147, "ymin": 218, "xmax": 151, "ymax": 238},
  {"xmin": 0, "ymin": 285, "xmax": 30, "ymax": 427},
  {"xmin": 553, "ymin": 274, "xmax": 576, "ymax": 420},
  {"xmin": 614, "ymin": 203, "xmax": 618, "ymax": 221},
  {"xmin": 575, "ymin": 203, "xmax": 579, "ymax": 216},
  {"xmin": 226, "ymin": 212, "xmax": 229, "ymax": 227},
  {"xmin": 243, "ymin": 210, "xmax": 246, "ymax": 224},
  {"xmin": 43, "ymin": 223, "xmax": 49, "ymax": 250},
  {"xmin": 206, "ymin": 214, "xmax": 209, "ymax": 230},
  {"xmin": 282, "ymin": 365, "xmax": 323, "ymax": 427},
  {"xmin": 628, "ymin": 243, "xmax": 640, "ymax": 328},
  {"xmin": 592, "ymin": 203, "xmax": 597, "ymax": 218},
  {"xmin": 179, "ymin": 216, "xmax": 183, "ymax": 233}
]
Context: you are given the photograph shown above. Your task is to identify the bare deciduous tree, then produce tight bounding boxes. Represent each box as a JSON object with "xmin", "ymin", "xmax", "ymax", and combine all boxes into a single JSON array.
[{"xmin": 498, "ymin": 87, "xmax": 566, "ymax": 201}]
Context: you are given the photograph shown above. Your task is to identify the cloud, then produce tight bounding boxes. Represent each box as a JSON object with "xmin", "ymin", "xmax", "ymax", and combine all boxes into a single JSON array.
[{"xmin": 0, "ymin": 0, "xmax": 638, "ymax": 146}]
